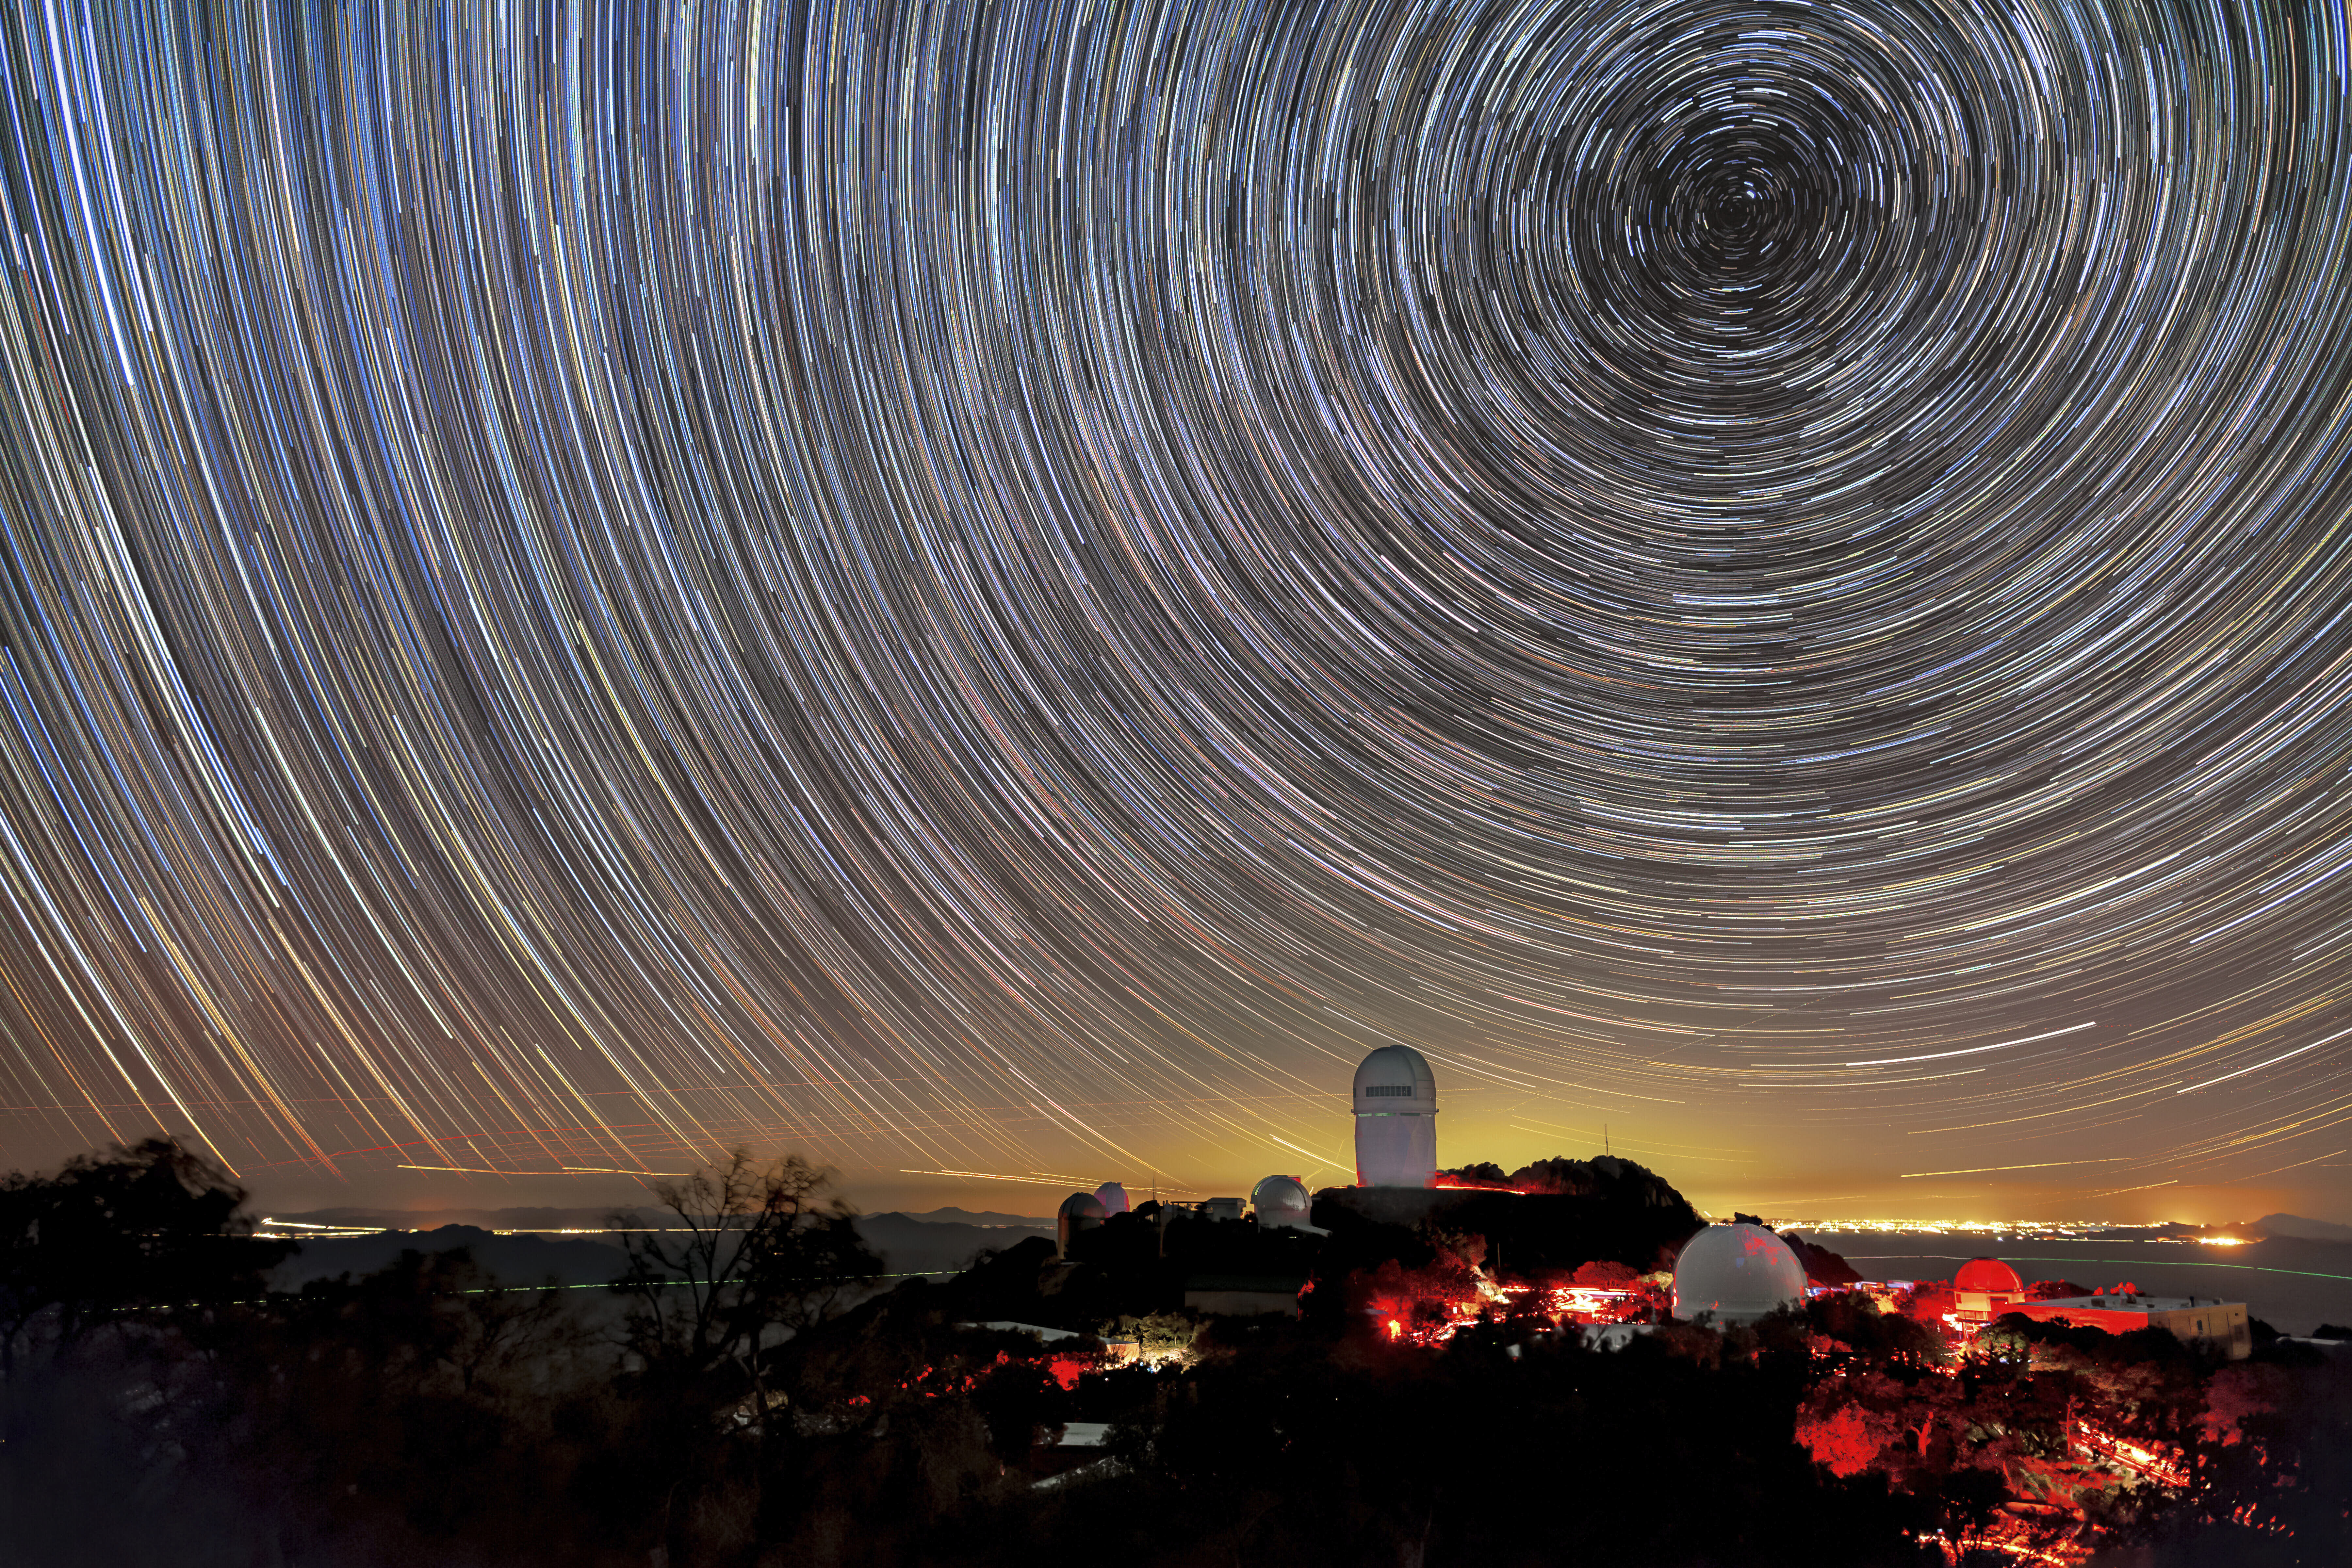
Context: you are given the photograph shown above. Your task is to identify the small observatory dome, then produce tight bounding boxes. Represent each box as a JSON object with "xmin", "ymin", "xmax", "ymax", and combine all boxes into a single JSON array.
[
  {"xmin": 1056, "ymin": 1191, "xmax": 1107, "ymax": 1257},
  {"xmin": 1250, "ymin": 1174, "xmax": 1313, "ymax": 1229},
  {"xmin": 1353, "ymin": 1045, "xmax": 1439, "ymax": 1187},
  {"xmin": 1671, "ymin": 1223, "xmax": 1808, "ymax": 1325},
  {"xmin": 1954, "ymin": 1257, "xmax": 2022, "ymax": 1294},
  {"xmin": 1093, "ymin": 1181, "xmax": 1132, "ymax": 1215}
]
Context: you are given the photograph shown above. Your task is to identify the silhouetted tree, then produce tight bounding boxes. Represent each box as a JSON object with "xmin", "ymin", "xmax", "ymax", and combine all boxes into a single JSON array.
[
  {"xmin": 610, "ymin": 1147, "xmax": 883, "ymax": 1446},
  {"xmin": 0, "ymin": 1137, "xmax": 288, "ymax": 1372},
  {"xmin": 1569, "ymin": 1258, "xmax": 1640, "ymax": 1288},
  {"xmin": 0, "ymin": 1140, "xmax": 293, "ymax": 1559},
  {"xmin": 317, "ymin": 1245, "xmax": 587, "ymax": 1394}
]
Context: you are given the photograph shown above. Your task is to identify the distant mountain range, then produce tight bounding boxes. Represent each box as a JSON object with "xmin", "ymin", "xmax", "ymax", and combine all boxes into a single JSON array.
[
  {"xmin": 269, "ymin": 1225, "xmax": 634, "ymax": 1291},
  {"xmin": 267, "ymin": 1203, "xmax": 1052, "ymax": 1233},
  {"xmin": 268, "ymin": 1205, "xmax": 669, "ymax": 1233},
  {"xmin": 896, "ymin": 1206, "xmax": 1054, "ymax": 1228},
  {"xmin": 856, "ymin": 1212, "xmax": 1052, "ymax": 1273},
  {"xmin": 2255, "ymin": 1213, "xmax": 2352, "ymax": 1242},
  {"xmin": 262, "ymin": 1204, "xmax": 1053, "ymax": 1287}
]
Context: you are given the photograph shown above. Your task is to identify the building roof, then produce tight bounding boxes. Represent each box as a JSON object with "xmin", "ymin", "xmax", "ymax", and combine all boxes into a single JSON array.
[
  {"xmin": 1954, "ymin": 1257, "xmax": 2023, "ymax": 1294},
  {"xmin": 2019, "ymin": 1293, "xmax": 2234, "ymax": 1313},
  {"xmin": 1250, "ymin": 1174, "xmax": 1311, "ymax": 1214},
  {"xmin": 959, "ymin": 1319, "xmax": 1081, "ymax": 1341},
  {"xmin": 1353, "ymin": 1044, "xmax": 1438, "ymax": 1105}
]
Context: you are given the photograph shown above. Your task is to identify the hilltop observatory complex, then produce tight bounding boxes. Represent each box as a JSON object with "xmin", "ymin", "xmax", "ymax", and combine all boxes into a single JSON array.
[{"xmin": 1353, "ymin": 1045, "xmax": 1439, "ymax": 1187}]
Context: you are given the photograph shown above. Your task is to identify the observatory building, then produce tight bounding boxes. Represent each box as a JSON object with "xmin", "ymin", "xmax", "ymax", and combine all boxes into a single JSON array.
[
  {"xmin": 1951, "ymin": 1256, "xmax": 2027, "ymax": 1327},
  {"xmin": 1353, "ymin": 1045, "xmax": 1438, "ymax": 1187},
  {"xmin": 1093, "ymin": 1181, "xmax": 1132, "ymax": 1216},
  {"xmin": 1670, "ymin": 1222, "xmax": 1807, "ymax": 1325},
  {"xmin": 1056, "ymin": 1190, "xmax": 1106, "ymax": 1258},
  {"xmin": 1942, "ymin": 1258, "xmax": 2252, "ymax": 1359},
  {"xmin": 1250, "ymin": 1174, "xmax": 1315, "ymax": 1231},
  {"xmin": 2010, "ymin": 1287, "xmax": 2250, "ymax": 1358}
]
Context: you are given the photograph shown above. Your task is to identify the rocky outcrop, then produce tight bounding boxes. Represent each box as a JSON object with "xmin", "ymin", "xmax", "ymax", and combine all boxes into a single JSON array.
[{"xmin": 1330, "ymin": 1154, "xmax": 1707, "ymax": 1273}]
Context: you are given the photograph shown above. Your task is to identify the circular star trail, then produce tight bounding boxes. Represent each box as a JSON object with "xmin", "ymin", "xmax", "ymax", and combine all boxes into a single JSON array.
[{"xmin": 1, "ymin": 0, "xmax": 2349, "ymax": 1206}]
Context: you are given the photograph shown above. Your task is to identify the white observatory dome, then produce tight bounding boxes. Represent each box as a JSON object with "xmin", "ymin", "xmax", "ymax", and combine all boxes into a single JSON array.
[
  {"xmin": 1670, "ymin": 1223, "xmax": 1808, "ymax": 1325},
  {"xmin": 1353, "ymin": 1045, "xmax": 1439, "ymax": 1187},
  {"xmin": 1093, "ymin": 1181, "xmax": 1132, "ymax": 1215},
  {"xmin": 1250, "ymin": 1174, "xmax": 1313, "ymax": 1228},
  {"xmin": 1353, "ymin": 1044, "xmax": 1438, "ymax": 1102}
]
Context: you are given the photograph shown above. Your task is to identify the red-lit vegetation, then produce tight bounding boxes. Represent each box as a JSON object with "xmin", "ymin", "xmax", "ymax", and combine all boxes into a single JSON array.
[{"xmin": 5, "ymin": 1140, "xmax": 2347, "ymax": 1568}]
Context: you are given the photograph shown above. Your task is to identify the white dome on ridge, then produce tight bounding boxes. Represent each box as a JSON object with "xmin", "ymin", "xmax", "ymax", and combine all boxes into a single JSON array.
[
  {"xmin": 1250, "ymin": 1174, "xmax": 1312, "ymax": 1227},
  {"xmin": 1671, "ymin": 1223, "xmax": 1807, "ymax": 1325},
  {"xmin": 1352, "ymin": 1045, "xmax": 1438, "ymax": 1102}
]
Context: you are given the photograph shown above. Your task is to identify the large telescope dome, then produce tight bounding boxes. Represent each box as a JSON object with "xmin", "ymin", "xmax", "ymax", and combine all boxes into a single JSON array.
[
  {"xmin": 1353, "ymin": 1045, "xmax": 1438, "ymax": 1187},
  {"xmin": 1670, "ymin": 1223, "xmax": 1807, "ymax": 1325},
  {"xmin": 1056, "ymin": 1190, "xmax": 1107, "ymax": 1257},
  {"xmin": 1353, "ymin": 1044, "xmax": 1438, "ymax": 1102},
  {"xmin": 1093, "ymin": 1181, "xmax": 1132, "ymax": 1215},
  {"xmin": 1250, "ymin": 1174, "xmax": 1313, "ymax": 1228}
]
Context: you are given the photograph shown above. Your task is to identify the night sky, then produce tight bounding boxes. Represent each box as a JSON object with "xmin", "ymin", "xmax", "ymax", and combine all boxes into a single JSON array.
[{"xmin": 1, "ymin": 1, "xmax": 2349, "ymax": 1222}]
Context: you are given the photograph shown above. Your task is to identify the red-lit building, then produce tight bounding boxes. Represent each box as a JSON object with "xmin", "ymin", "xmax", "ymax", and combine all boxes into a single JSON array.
[
  {"xmin": 2005, "ymin": 1288, "xmax": 2252, "ymax": 1359},
  {"xmin": 1949, "ymin": 1256, "xmax": 2027, "ymax": 1328},
  {"xmin": 1868, "ymin": 1256, "xmax": 2254, "ymax": 1361}
]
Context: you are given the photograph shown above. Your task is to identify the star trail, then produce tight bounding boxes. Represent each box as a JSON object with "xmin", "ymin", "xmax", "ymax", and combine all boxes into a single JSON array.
[{"xmin": 1, "ymin": 0, "xmax": 2349, "ymax": 1215}]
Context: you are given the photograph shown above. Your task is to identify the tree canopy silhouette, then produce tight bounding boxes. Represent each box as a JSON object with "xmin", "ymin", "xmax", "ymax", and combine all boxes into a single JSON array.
[
  {"xmin": 609, "ymin": 1148, "xmax": 883, "ymax": 1410},
  {"xmin": 0, "ymin": 1137, "xmax": 288, "ymax": 1372}
]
